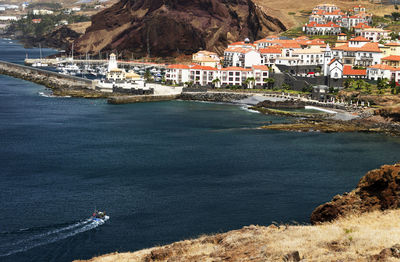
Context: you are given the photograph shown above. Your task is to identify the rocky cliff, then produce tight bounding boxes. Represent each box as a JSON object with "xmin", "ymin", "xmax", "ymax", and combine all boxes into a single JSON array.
[
  {"xmin": 310, "ymin": 163, "xmax": 400, "ymax": 224},
  {"xmin": 74, "ymin": 0, "xmax": 286, "ymax": 57}
]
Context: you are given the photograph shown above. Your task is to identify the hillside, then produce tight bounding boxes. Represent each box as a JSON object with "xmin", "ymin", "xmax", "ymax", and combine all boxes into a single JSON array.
[{"xmin": 74, "ymin": 0, "xmax": 287, "ymax": 57}]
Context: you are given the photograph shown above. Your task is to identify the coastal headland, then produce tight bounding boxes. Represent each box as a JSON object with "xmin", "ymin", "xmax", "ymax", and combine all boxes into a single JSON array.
[{"xmin": 75, "ymin": 163, "xmax": 400, "ymax": 261}]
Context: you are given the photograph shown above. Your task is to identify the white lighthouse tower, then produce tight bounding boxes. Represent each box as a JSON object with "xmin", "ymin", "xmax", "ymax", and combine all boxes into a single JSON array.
[
  {"xmin": 323, "ymin": 44, "xmax": 332, "ymax": 76},
  {"xmin": 108, "ymin": 53, "xmax": 118, "ymax": 72}
]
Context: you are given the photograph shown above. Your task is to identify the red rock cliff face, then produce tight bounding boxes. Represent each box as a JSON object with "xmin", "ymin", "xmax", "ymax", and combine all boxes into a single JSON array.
[
  {"xmin": 74, "ymin": 0, "xmax": 286, "ymax": 57},
  {"xmin": 310, "ymin": 163, "xmax": 400, "ymax": 224}
]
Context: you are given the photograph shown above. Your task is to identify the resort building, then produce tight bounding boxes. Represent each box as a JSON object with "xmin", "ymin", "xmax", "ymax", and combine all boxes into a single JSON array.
[
  {"xmin": 259, "ymin": 47, "xmax": 282, "ymax": 66},
  {"xmin": 165, "ymin": 64, "xmax": 270, "ymax": 88},
  {"xmin": 332, "ymin": 36, "xmax": 382, "ymax": 66},
  {"xmin": 343, "ymin": 65, "xmax": 367, "ymax": 78},
  {"xmin": 367, "ymin": 64, "xmax": 396, "ymax": 81},
  {"xmin": 381, "ymin": 55, "xmax": 400, "ymax": 68},
  {"xmin": 356, "ymin": 28, "xmax": 391, "ymax": 42},
  {"xmin": 381, "ymin": 43, "xmax": 400, "ymax": 56},
  {"xmin": 303, "ymin": 21, "xmax": 341, "ymax": 35},
  {"xmin": 192, "ymin": 51, "xmax": 221, "ymax": 68},
  {"xmin": 223, "ymin": 47, "xmax": 261, "ymax": 68}
]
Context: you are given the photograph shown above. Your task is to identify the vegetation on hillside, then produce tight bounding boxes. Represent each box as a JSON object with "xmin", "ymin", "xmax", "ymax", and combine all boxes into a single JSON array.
[{"xmin": 7, "ymin": 13, "xmax": 90, "ymax": 39}]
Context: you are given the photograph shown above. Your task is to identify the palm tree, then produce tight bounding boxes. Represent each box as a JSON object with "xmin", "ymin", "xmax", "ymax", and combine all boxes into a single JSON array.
[
  {"xmin": 212, "ymin": 78, "xmax": 221, "ymax": 88},
  {"xmin": 245, "ymin": 77, "xmax": 255, "ymax": 89},
  {"xmin": 264, "ymin": 78, "xmax": 275, "ymax": 89}
]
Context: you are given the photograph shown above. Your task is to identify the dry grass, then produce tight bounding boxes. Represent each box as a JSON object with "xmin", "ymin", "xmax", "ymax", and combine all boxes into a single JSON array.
[{"xmin": 76, "ymin": 210, "xmax": 400, "ymax": 262}]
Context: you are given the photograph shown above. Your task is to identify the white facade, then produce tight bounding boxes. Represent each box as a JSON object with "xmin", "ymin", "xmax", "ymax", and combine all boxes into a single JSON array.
[
  {"xmin": 32, "ymin": 9, "xmax": 54, "ymax": 15},
  {"xmin": 166, "ymin": 65, "xmax": 270, "ymax": 88}
]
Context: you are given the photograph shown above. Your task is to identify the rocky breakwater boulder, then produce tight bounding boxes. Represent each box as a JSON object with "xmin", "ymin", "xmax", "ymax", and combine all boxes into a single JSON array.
[
  {"xmin": 179, "ymin": 92, "xmax": 249, "ymax": 103},
  {"xmin": 310, "ymin": 163, "xmax": 400, "ymax": 224},
  {"xmin": 256, "ymin": 100, "xmax": 306, "ymax": 109},
  {"xmin": 375, "ymin": 105, "xmax": 400, "ymax": 122},
  {"xmin": 74, "ymin": 0, "xmax": 286, "ymax": 57}
]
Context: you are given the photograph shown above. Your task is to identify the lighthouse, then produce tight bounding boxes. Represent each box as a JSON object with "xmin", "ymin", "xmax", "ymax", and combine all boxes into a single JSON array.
[{"xmin": 108, "ymin": 53, "xmax": 118, "ymax": 72}]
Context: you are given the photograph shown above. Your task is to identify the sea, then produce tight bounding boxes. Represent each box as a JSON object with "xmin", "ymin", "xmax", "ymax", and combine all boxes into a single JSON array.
[{"xmin": 1, "ymin": 39, "xmax": 400, "ymax": 261}]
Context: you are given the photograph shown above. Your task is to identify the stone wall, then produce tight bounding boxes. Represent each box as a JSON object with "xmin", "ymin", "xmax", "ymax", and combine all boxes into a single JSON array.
[
  {"xmin": 179, "ymin": 92, "xmax": 249, "ymax": 103},
  {"xmin": 108, "ymin": 94, "xmax": 179, "ymax": 104}
]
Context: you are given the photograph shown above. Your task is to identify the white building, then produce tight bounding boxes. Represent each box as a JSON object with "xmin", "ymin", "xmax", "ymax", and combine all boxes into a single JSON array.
[
  {"xmin": 327, "ymin": 58, "xmax": 344, "ymax": 79},
  {"xmin": 367, "ymin": 64, "xmax": 395, "ymax": 81},
  {"xmin": 332, "ymin": 36, "xmax": 382, "ymax": 66},
  {"xmin": 358, "ymin": 28, "xmax": 391, "ymax": 42},
  {"xmin": 303, "ymin": 21, "xmax": 341, "ymax": 35},
  {"xmin": 192, "ymin": 50, "xmax": 220, "ymax": 68},
  {"xmin": 0, "ymin": 16, "xmax": 18, "ymax": 21},
  {"xmin": 32, "ymin": 9, "xmax": 54, "ymax": 15},
  {"xmin": 165, "ymin": 65, "xmax": 191, "ymax": 84},
  {"xmin": 259, "ymin": 47, "xmax": 282, "ymax": 66},
  {"xmin": 223, "ymin": 47, "xmax": 261, "ymax": 68},
  {"xmin": 165, "ymin": 64, "xmax": 270, "ymax": 88}
]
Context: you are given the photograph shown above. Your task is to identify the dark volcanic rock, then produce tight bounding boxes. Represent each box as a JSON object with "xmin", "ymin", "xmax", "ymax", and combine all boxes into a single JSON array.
[
  {"xmin": 256, "ymin": 100, "xmax": 306, "ymax": 109},
  {"xmin": 75, "ymin": 0, "xmax": 286, "ymax": 57},
  {"xmin": 310, "ymin": 163, "xmax": 400, "ymax": 224}
]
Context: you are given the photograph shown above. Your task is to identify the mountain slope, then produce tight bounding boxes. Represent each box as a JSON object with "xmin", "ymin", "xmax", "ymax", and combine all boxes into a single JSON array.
[{"xmin": 74, "ymin": 0, "xmax": 286, "ymax": 57}]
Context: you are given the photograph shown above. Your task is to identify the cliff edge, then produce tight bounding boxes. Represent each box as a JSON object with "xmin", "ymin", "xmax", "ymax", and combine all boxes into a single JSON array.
[{"xmin": 310, "ymin": 163, "xmax": 400, "ymax": 224}]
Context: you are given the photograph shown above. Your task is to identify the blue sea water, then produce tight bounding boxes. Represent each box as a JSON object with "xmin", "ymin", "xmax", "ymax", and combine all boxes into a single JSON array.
[{"xmin": 1, "ymin": 40, "xmax": 400, "ymax": 261}]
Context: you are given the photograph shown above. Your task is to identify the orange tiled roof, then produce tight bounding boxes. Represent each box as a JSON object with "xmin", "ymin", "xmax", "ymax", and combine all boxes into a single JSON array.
[
  {"xmin": 343, "ymin": 65, "xmax": 366, "ymax": 76},
  {"xmin": 382, "ymin": 55, "xmax": 400, "ymax": 61},
  {"xmin": 385, "ymin": 42, "xmax": 400, "ymax": 46},
  {"xmin": 224, "ymin": 47, "xmax": 255, "ymax": 54},
  {"xmin": 167, "ymin": 64, "xmax": 190, "ymax": 69},
  {"xmin": 229, "ymin": 42, "xmax": 256, "ymax": 48},
  {"xmin": 305, "ymin": 21, "xmax": 340, "ymax": 28},
  {"xmin": 221, "ymin": 67, "xmax": 252, "ymax": 71},
  {"xmin": 259, "ymin": 48, "xmax": 282, "ymax": 54},
  {"xmin": 368, "ymin": 64, "xmax": 396, "ymax": 70},
  {"xmin": 252, "ymin": 65, "xmax": 270, "ymax": 71},
  {"xmin": 332, "ymin": 42, "xmax": 381, "ymax": 53},
  {"xmin": 353, "ymin": 23, "xmax": 371, "ymax": 29},
  {"xmin": 349, "ymin": 36, "xmax": 370, "ymax": 42},
  {"xmin": 190, "ymin": 65, "xmax": 217, "ymax": 71}
]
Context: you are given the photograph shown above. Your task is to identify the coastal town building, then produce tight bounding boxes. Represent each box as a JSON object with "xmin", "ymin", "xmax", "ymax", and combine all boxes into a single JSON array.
[
  {"xmin": 32, "ymin": 9, "xmax": 54, "ymax": 15},
  {"xmin": 259, "ymin": 47, "xmax": 282, "ymax": 66},
  {"xmin": 381, "ymin": 55, "xmax": 400, "ymax": 68},
  {"xmin": 356, "ymin": 28, "xmax": 391, "ymax": 42},
  {"xmin": 96, "ymin": 54, "xmax": 146, "ymax": 93},
  {"xmin": 332, "ymin": 36, "xmax": 382, "ymax": 66},
  {"xmin": 192, "ymin": 51, "xmax": 220, "ymax": 68},
  {"xmin": 367, "ymin": 64, "xmax": 396, "ymax": 81},
  {"xmin": 223, "ymin": 47, "xmax": 261, "ymax": 68},
  {"xmin": 165, "ymin": 64, "xmax": 270, "ymax": 88},
  {"xmin": 303, "ymin": 21, "xmax": 341, "ymax": 35},
  {"xmin": 305, "ymin": 4, "xmax": 372, "ymax": 35},
  {"xmin": 343, "ymin": 65, "xmax": 367, "ymax": 78},
  {"xmin": 381, "ymin": 43, "xmax": 400, "ymax": 56}
]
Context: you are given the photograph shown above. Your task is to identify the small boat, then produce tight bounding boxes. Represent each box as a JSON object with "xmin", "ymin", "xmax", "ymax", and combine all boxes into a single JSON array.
[{"xmin": 91, "ymin": 210, "xmax": 109, "ymax": 222}]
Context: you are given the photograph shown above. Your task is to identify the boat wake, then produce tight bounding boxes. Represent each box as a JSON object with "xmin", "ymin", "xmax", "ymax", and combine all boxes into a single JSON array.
[
  {"xmin": 38, "ymin": 92, "xmax": 71, "ymax": 98},
  {"xmin": 240, "ymin": 105, "xmax": 260, "ymax": 114},
  {"xmin": 0, "ymin": 218, "xmax": 108, "ymax": 257}
]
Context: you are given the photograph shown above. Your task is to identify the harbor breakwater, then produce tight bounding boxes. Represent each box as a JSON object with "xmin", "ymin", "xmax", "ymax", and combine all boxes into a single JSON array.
[{"xmin": 0, "ymin": 60, "xmax": 108, "ymax": 98}]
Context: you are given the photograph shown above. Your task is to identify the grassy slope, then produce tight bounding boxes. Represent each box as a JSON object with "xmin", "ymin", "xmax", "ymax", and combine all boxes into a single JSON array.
[{"xmin": 76, "ymin": 210, "xmax": 400, "ymax": 262}]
